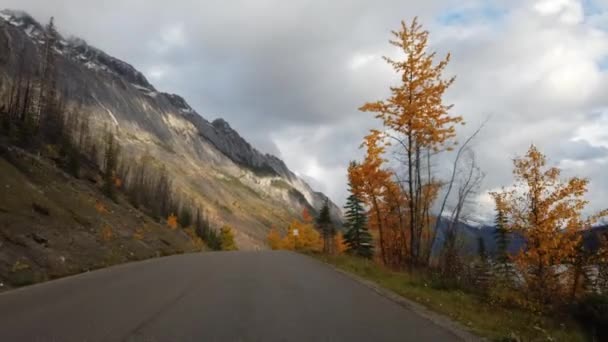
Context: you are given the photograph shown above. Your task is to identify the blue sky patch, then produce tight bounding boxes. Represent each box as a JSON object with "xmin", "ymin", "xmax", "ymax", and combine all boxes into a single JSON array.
[{"xmin": 437, "ymin": 2, "xmax": 506, "ymax": 26}]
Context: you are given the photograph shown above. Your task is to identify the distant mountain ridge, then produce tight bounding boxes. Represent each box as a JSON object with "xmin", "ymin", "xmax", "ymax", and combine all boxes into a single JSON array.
[
  {"xmin": 0, "ymin": 9, "xmax": 341, "ymax": 248},
  {"xmin": 435, "ymin": 220, "xmax": 608, "ymax": 257}
]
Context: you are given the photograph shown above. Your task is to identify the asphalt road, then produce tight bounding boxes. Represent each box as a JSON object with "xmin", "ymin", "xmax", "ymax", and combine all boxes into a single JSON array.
[{"xmin": 0, "ymin": 251, "xmax": 462, "ymax": 341}]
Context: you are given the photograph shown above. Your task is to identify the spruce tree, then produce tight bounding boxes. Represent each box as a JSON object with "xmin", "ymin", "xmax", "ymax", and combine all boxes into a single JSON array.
[
  {"xmin": 494, "ymin": 204, "xmax": 513, "ymax": 282},
  {"xmin": 194, "ymin": 208, "xmax": 221, "ymax": 250},
  {"xmin": 475, "ymin": 237, "xmax": 491, "ymax": 292},
  {"xmin": 179, "ymin": 205, "xmax": 192, "ymax": 228},
  {"xmin": 316, "ymin": 199, "xmax": 334, "ymax": 254},
  {"xmin": 102, "ymin": 131, "xmax": 119, "ymax": 200},
  {"xmin": 39, "ymin": 17, "xmax": 62, "ymax": 144},
  {"xmin": 343, "ymin": 187, "xmax": 373, "ymax": 259}
]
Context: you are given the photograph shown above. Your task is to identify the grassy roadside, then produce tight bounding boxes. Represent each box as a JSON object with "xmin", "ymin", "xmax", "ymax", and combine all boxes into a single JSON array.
[{"xmin": 313, "ymin": 254, "xmax": 586, "ymax": 342}]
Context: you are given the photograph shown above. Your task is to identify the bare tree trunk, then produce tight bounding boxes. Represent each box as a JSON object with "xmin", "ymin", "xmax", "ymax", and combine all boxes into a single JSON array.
[
  {"xmin": 414, "ymin": 144, "xmax": 423, "ymax": 265},
  {"xmin": 429, "ymin": 123, "xmax": 485, "ymax": 266},
  {"xmin": 407, "ymin": 129, "xmax": 416, "ymax": 268},
  {"xmin": 372, "ymin": 196, "xmax": 388, "ymax": 265}
]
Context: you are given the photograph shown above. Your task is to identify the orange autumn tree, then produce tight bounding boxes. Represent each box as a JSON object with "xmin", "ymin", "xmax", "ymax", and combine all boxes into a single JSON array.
[
  {"xmin": 267, "ymin": 227, "xmax": 282, "ymax": 250},
  {"xmin": 349, "ymin": 131, "xmax": 393, "ymax": 265},
  {"xmin": 167, "ymin": 213, "xmax": 178, "ymax": 230},
  {"xmin": 301, "ymin": 208, "xmax": 313, "ymax": 223},
  {"xmin": 360, "ymin": 18, "xmax": 463, "ymax": 266},
  {"xmin": 334, "ymin": 232, "xmax": 347, "ymax": 254},
  {"xmin": 266, "ymin": 209, "xmax": 322, "ymax": 252},
  {"xmin": 491, "ymin": 145, "xmax": 608, "ymax": 307},
  {"xmin": 383, "ymin": 178, "xmax": 411, "ymax": 267}
]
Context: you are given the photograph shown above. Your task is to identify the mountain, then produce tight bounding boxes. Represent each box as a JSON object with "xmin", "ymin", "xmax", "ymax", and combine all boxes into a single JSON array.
[
  {"xmin": 0, "ymin": 10, "xmax": 341, "ymax": 250},
  {"xmin": 434, "ymin": 219, "xmax": 608, "ymax": 257},
  {"xmin": 433, "ymin": 219, "xmax": 525, "ymax": 257}
]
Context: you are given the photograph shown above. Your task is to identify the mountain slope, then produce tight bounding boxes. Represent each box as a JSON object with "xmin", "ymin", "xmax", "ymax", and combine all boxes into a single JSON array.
[
  {"xmin": 0, "ymin": 145, "xmax": 203, "ymax": 291},
  {"xmin": 0, "ymin": 10, "xmax": 341, "ymax": 249}
]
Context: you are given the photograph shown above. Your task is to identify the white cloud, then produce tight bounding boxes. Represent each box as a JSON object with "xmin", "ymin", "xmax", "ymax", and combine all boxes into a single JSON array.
[
  {"xmin": 149, "ymin": 23, "xmax": 187, "ymax": 55},
  {"xmin": 534, "ymin": 0, "xmax": 584, "ymax": 24},
  {"xmin": 147, "ymin": 66, "xmax": 168, "ymax": 81},
  {"xmin": 348, "ymin": 53, "xmax": 377, "ymax": 70},
  {"xmin": 6, "ymin": 0, "xmax": 608, "ymax": 218},
  {"xmin": 573, "ymin": 111, "xmax": 608, "ymax": 148}
]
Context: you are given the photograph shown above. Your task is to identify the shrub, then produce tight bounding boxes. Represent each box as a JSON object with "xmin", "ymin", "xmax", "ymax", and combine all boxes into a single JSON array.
[
  {"xmin": 267, "ymin": 228, "xmax": 282, "ymax": 250},
  {"xmin": 100, "ymin": 226, "xmax": 114, "ymax": 241},
  {"xmin": 220, "ymin": 225, "xmax": 238, "ymax": 251},
  {"xmin": 167, "ymin": 213, "xmax": 178, "ymax": 230},
  {"xmin": 573, "ymin": 294, "xmax": 608, "ymax": 341}
]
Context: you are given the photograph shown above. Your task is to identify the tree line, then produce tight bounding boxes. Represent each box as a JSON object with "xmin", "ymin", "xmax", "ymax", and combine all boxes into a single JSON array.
[{"xmin": 266, "ymin": 198, "xmax": 369, "ymax": 258}]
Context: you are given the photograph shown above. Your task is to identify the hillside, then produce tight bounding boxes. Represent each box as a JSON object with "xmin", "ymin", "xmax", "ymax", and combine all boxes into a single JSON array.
[
  {"xmin": 0, "ymin": 144, "xmax": 204, "ymax": 291},
  {"xmin": 0, "ymin": 10, "xmax": 341, "ymax": 251}
]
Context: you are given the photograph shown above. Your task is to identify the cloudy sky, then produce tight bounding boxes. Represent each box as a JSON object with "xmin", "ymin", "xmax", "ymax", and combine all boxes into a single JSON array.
[{"xmin": 5, "ymin": 0, "xmax": 608, "ymax": 221}]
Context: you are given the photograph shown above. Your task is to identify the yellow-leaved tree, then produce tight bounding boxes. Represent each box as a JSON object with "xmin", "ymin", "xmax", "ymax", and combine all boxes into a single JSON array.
[
  {"xmin": 220, "ymin": 225, "xmax": 238, "ymax": 251},
  {"xmin": 282, "ymin": 219, "xmax": 323, "ymax": 252},
  {"xmin": 359, "ymin": 18, "xmax": 463, "ymax": 266},
  {"xmin": 267, "ymin": 227, "xmax": 282, "ymax": 250},
  {"xmin": 349, "ymin": 131, "xmax": 393, "ymax": 265},
  {"xmin": 334, "ymin": 232, "xmax": 347, "ymax": 255},
  {"xmin": 491, "ymin": 145, "xmax": 608, "ymax": 308},
  {"xmin": 267, "ymin": 209, "xmax": 322, "ymax": 252}
]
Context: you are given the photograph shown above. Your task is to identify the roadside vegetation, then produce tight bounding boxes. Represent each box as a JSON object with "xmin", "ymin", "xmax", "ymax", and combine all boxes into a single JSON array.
[
  {"xmin": 315, "ymin": 254, "xmax": 586, "ymax": 341},
  {"xmin": 269, "ymin": 17, "xmax": 608, "ymax": 341}
]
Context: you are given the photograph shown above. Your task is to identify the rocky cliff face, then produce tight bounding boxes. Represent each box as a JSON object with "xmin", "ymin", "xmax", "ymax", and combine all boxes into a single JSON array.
[{"xmin": 0, "ymin": 10, "xmax": 341, "ymax": 249}]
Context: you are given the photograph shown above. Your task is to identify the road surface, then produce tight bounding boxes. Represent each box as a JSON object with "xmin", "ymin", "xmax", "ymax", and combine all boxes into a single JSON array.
[{"xmin": 0, "ymin": 251, "xmax": 462, "ymax": 341}]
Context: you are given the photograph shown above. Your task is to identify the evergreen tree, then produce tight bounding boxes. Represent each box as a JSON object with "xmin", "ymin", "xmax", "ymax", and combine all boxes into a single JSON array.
[
  {"xmin": 60, "ymin": 110, "xmax": 81, "ymax": 177},
  {"xmin": 102, "ymin": 130, "xmax": 119, "ymax": 200},
  {"xmin": 343, "ymin": 187, "xmax": 373, "ymax": 258},
  {"xmin": 0, "ymin": 104, "xmax": 8, "ymax": 135},
  {"xmin": 478, "ymin": 236, "xmax": 487, "ymax": 262},
  {"xmin": 179, "ymin": 205, "xmax": 192, "ymax": 228},
  {"xmin": 194, "ymin": 208, "xmax": 221, "ymax": 250},
  {"xmin": 39, "ymin": 17, "xmax": 62, "ymax": 143},
  {"xmin": 493, "ymin": 203, "xmax": 514, "ymax": 282},
  {"xmin": 316, "ymin": 199, "xmax": 335, "ymax": 254},
  {"xmin": 475, "ymin": 237, "xmax": 491, "ymax": 292},
  {"xmin": 155, "ymin": 165, "xmax": 172, "ymax": 218},
  {"xmin": 205, "ymin": 228, "xmax": 222, "ymax": 251}
]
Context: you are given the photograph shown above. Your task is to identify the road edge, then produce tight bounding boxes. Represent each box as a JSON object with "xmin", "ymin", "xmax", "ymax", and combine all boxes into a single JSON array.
[{"xmin": 311, "ymin": 256, "xmax": 484, "ymax": 342}]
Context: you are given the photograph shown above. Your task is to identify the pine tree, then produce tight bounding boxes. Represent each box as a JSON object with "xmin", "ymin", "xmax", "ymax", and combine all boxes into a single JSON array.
[
  {"xmin": 343, "ymin": 184, "xmax": 374, "ymax": 259},
  {"xmin": 0, "ymin": 104, "xmax": 8, "ymax": 134},
  {"xmin": 155, "ymin": 166, "xmax": 172, "ymax": 218},
  {"xmin": 493, "ymin": 199, "xmax": 513, "ymax": 283},
  {"xmin": 179, "ymin": 205, "xmax": 192, "ymax": 228},
  {"xmin": 475, "ymin": 237, "xmax": 491, "ymax": 292},
  {"xmin": 39, "ymin": 17, "xmax": 62, "ymax": 143},
  {"xmin": 478, "ymin": 237, "xmax": 487, "ymax": 262},
  {"xmin": 102, "ymin": 130, "xmax": 120, "ymax": 200},
  {"xmin": 316, "ymin": 199, "xmax": 335, "ymax": 254},
  {"xmin": 194, "ymin": 208, "xmax": 221, "ymax": 250},
  {"xmin": 494, "ymin": 205, "xmax": 509, "ymax": 263}
]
